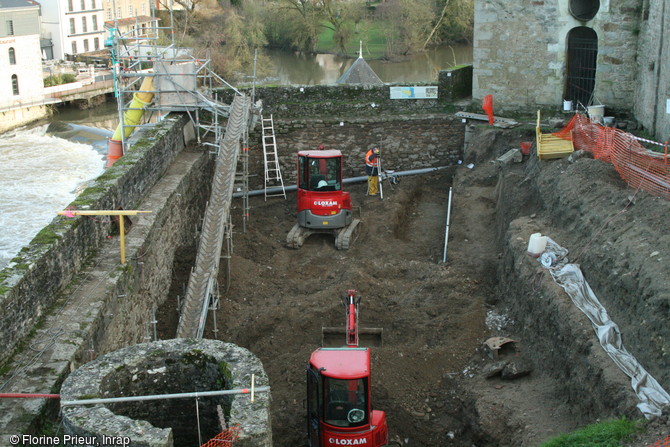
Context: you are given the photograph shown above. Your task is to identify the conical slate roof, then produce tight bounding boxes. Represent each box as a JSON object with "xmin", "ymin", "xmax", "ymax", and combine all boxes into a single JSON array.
[{"xmin": 336, "ymin": 42, "xmax": 383, "ymax": 85}]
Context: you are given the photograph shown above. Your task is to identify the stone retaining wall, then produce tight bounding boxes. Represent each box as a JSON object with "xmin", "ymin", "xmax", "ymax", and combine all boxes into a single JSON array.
[
  {"xmin": 224, "ymin": 66, "xmax": 472, "ymax": 119},
  {"xmin": 0, "ymin": 132, "xmax": 214, "ymax": 445},
  {"xmin": 0, "ymin": 105, "xmax": 51, "ymax": 134},
  {"xmin": 0, "ymin": 115, "xmax": 191, "ymax": 367},
  {"xmin": 247, "ymin": 114, "xmax": 466, "ymax": 191}
]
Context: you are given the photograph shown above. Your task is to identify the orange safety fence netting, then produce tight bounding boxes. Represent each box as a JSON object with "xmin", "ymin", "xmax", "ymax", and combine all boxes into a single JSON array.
[
  {"xmin": 200, "ymin": 425, "xmax": 242, "ymax": 447},
  {"xmin": 648, "ymin": 434, "xmax": 670, "ymax": 447},
  {"xmin": 553, "ymin": 114, "xmax": 670, "ymax": 200},
  {"xmin": 482, "ymin": 94, "xmax": 494, "ymax": 125}
]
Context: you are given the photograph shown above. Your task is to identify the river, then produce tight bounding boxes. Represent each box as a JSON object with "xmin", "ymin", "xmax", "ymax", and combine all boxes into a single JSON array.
[
  {"xmin": 0, "ymin": 104, "xmax": 118, "ymax": 269},
  {"xmin": 259, "ymin": 44, "xmax": 473, "ymax": 85},
  {"xmin": 0, "ymin": 45, "xmax": 471, "ymax": 270}
]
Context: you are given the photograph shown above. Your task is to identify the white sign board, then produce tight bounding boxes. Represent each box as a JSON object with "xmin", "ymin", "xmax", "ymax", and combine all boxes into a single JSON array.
[{"xmin": 390, "ymin": 86, "xmax": 438, "ymax": 100}]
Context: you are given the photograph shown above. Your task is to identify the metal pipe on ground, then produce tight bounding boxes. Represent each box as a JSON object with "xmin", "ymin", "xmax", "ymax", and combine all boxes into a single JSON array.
[
  {"xmin": 442, "ymin": 187, "xmax": 453, "ymax": 263},
  {"xmin": 233, "ymin": 165, "xmax": 452, "ymax": 198},
  {"xmin": 61, "ymin": 386, "xmax": 271, "ymax": 407}
]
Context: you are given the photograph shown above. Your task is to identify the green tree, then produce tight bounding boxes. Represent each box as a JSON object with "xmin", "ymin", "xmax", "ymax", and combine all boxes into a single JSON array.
[
  {"xmin": 317, "ymin": 0, "xmax": 352, "ymax": 55},
  {"xmin": 276, "ymin": 0, "xmax": 322, "ymax": 51}
]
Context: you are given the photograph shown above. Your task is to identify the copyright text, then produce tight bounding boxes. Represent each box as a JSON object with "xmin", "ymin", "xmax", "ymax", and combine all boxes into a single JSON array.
[{"xmin": 9, "ymin": 434, "xmax": 131, "ymax": 446}]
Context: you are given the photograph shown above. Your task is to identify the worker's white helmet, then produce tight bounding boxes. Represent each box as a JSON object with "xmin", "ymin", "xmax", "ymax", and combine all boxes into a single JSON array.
[{"xmin": 317, "ymin": 180, "xmax": 328, "ymax": 188}]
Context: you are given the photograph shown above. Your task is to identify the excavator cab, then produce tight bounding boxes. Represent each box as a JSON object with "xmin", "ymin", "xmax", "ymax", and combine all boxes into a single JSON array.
[
  {"xmin": 299, "ymin": 150, "xmax": 342, "ymax": 193},
  {"xmin": 307, "ymin": 348, "xmax": 388, "ymax": 447},
  {"xmin": 287, "ymin": 150, "xmax": 361, "ymax": 250}
]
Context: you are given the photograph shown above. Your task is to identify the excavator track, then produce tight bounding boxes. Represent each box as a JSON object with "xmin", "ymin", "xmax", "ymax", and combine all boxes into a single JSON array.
[
  {"xmin": 287, "ymin": 219, "xmax": 361, "ymax": 250},
  {"xmin": 286, "ymin": 223, "xmax": 312, "ymax": 249},
  {"xmin": 335, "ymin": 218, "xmax": 361, "ymax": 250}
]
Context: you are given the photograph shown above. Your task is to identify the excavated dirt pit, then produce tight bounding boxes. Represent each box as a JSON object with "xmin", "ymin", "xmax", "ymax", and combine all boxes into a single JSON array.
[{"xmin": 159, "ymin": 125, "xmax": 670, "ymax": 446}]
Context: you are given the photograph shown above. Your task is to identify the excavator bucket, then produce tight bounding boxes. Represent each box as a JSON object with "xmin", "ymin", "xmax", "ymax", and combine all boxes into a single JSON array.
[{"xmin": 321, "ymin": 326, "xmax": 383, "ymax": 348}]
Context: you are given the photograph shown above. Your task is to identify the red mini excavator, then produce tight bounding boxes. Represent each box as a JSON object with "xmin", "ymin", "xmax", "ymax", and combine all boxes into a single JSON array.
[
  {"xmin": 286, "ymin": 150, "xmax": 360, "ymax": 250},
  {"xmin": 306, "ymin": 290, "xmax": 388, "ymax": 447}
]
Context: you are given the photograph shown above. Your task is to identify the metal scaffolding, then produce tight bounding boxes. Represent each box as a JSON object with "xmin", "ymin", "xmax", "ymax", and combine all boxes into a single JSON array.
[
  {"xmin": 107, "ymin": 0, "xmax": 258, "ymax": 340},
  {"xmin": 108, "ymin": 0, "xmax": 242, "ymax": 154}
]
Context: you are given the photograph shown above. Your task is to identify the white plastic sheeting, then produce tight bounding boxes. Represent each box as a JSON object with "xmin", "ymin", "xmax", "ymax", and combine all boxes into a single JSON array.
[{"xmin": 540, "ymin": 238, "xmax": 670, "ymax": 418}]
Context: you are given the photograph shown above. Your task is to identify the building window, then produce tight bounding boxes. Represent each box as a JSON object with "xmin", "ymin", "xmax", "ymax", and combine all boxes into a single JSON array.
[
  {"xmin": 68, "ymin": 0, "xmax": 74, "ymax": 12},
  {"xmin": 116, "ymin": 7, "xmax": 120, "ymax": 18},
  {"xmin": 107, "ymin": 9, "xmax": 111, "ymax": 20},
  {"xmin": 8, "ymin": 47, "xmax": 15, "ymax": 65},
  {"xmin": 11, "ymin": 74, "xmax": 19, "ymax": 95},
  {"xmin": 569, "ymin": 0, "xmax": 600, "ymax": 21},
  {"xmin": 92, "ymin": 15, "xmax": 98, "ymax": 30},
  {"xmin": 70, "ymin": 18, "xmax": 76, "ymax": 34},
  {"xmin": 82, "ymin": 17, "xmax": 87, "ymax": 33},
  {"xmin": 72, "ymin": 41, "xmax": 77, "ymax": 54},
  {"xmin": 81, "ymin": 0, "xmax": 86, "ymax": 10},
  {"xmin": 94, "ymin": 37, "xmax": 100, "ymax": 50},
  {"xmin": 91, "ymin": 0, "xmax": 96, "ymax": 8},
  {"xmin": 84, "ymin": 39, "xmax": 89, "ymax": 52},
  {"xmin": 128, "ymin": 5, "xmax": 133, "ymax": 15},
  {"xmin": 142, "ymin": 3, "xmax": 146, "ymax": 14},
  {"xmin": 6, "ymin": 20, "xmax": 14, "ymax": 36}
]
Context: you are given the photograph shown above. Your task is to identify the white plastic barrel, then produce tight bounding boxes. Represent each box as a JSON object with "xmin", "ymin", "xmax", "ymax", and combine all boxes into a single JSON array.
[
  {"xmin": 563, "ymin": 100, "xmax": 572, "ymax": 111},
  {"xmin": 527, "ymin": 233, "xmax": 547, "ymax": 257}
]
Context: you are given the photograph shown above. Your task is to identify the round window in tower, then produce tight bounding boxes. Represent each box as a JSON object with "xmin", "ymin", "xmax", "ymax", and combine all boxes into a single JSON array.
[{"xmin": 569, "ymin": 0, "xmax": 600, "ymax": 21}]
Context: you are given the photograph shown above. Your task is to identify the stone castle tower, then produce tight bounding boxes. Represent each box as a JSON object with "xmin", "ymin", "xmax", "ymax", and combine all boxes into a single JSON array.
[{"xmin": 473, "ymin": 0, "xmax": 669, "ymax": 140}]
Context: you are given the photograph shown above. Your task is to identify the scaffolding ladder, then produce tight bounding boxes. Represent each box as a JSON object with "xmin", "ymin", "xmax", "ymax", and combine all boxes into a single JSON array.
[{"xmin": 261, "ymin": 115, "xmax": 286, "ymax": 200}]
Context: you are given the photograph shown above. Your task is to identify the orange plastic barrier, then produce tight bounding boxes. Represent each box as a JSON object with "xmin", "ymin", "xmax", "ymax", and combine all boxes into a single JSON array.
[
  {"xmin": 649, "ymin": 434, "xmax": 670, "ymax": 447},
  {"xmin": 554, "ymin": 114, "xmax": 670, "ymax": 200},
  {"xmin": 199, "ymin": 425, "xmax": 242, "ymax": 447}
]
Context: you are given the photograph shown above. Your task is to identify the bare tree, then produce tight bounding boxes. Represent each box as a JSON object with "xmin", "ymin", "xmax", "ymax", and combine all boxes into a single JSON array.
[
  {"xmin": 156, "ymin": 0, "xmax": 207, "ymax": 42},
  {"xmin": 157, "ymin": 0, "xmax": 203, "ymax": 13},
  {"xmin": 381, "ymin": 0, "xmax": 433, "ymax": 57},
  {"xmin": 423, "ymin": 0, "xmax": 473, "ymax": 48},
  {"xmin": 198, "ymin": 7, "xmax": 271, "ymax": 82}
]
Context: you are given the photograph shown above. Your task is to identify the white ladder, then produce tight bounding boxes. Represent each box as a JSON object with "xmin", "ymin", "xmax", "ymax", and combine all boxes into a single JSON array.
[{"xmin": 261, "ymin": 114, "xmax": 286, "ymax": 200}]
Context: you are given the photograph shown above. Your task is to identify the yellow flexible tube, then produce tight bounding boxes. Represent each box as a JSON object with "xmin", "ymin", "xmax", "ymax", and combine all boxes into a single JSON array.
[{"xmin": 111, "ymin": 76, "xmax": 155, "ymax": 141}]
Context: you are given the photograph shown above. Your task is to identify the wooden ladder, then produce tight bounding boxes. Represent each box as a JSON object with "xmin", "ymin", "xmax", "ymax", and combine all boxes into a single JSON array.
[{"xmin": 261, "ymin": 114, "xmax": 286, "ymax": 200}]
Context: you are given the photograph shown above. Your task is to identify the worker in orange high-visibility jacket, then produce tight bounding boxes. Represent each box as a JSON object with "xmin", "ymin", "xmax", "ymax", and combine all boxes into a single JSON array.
[{"xmin": 365, "ymin": 148, "xmax": 380, "ymax": 195}]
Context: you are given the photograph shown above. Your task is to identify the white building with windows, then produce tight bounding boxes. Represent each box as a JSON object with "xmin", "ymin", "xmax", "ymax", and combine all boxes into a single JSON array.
[
  {"xmin": 103, "ymin": 0, "xmax": 153, "ymax": 21},
  {"xmin": 0, "ymin": 0, "xmax": 44, "ymax": 109},
  {"xmin": 103, "ymin": 0, "xmax": 157, "ymax": 45},
  {"xmin": 37, "ymin": 0, "xmax": 106, "ymax": 60}
]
